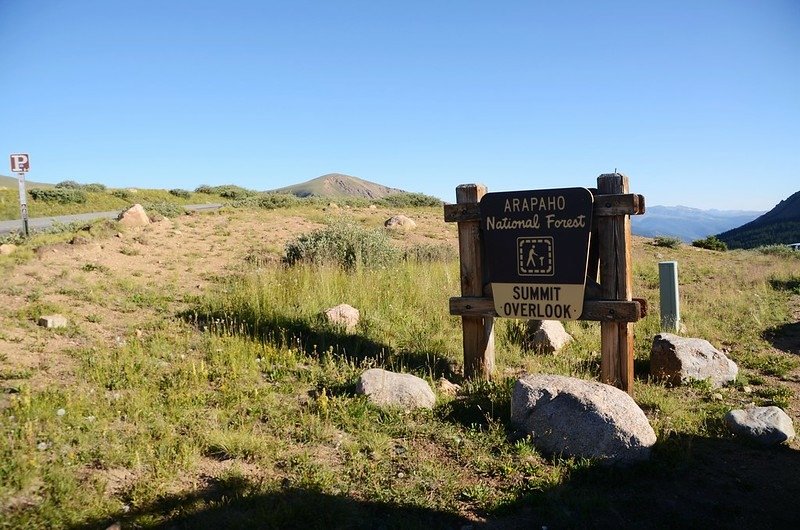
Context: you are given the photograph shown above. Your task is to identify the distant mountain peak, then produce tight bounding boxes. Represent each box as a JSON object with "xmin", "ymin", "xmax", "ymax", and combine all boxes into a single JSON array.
[
  {"xmin": 631, "ymin": 205, "xmax": 764, "ymax": 242},
  {"xmin": 271, "ymin": 173, "xmax": 406, "ymax": 199}
]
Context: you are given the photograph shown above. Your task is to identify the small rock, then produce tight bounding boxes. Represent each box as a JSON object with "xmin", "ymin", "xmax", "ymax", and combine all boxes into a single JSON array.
[
  {"xmin": 368, "ymin": 204, "xmax": 377, "ymax": 210},
  {"xmin": 38, "ymin": 314, "xmax": 68, "ymax": 329},
  {"xmin": 328, "ymin": 202, "xmax": 339, "ymax": 209},
  {"xmin": 525, "ymin": 320, "xmax": 573, "ymax": 353},
  {"xmin": 650, "ymin": 333, "xmax": 738, "ymax": 388},
  {"xmin": 70, "ymin": 235, "xmax": 91, "ymax": 245},
  {"xmin": 397, "ymin": 472, "xmax": 405, "ymax": 478},
  {"xmin": 438, "ymin": 377, "xmax": 461, "ymax": 396},
  {"xmin": 37, "ymin": 442, "xmax": 48, "ymax": 451},
  {"xmin": 712, "ymin": 393, "xmax": 723, "ymax": 401},
  {"xmin": 356, "ymin": 368, "xmax": 436, "ymax": 410},
  {"xmin": 117, "ymin": 204, "xmax": 150, "ymax": 228},
  {"xmin": 56, "ymin": 408, "xmax": 66, "ymax": 416},
  {"xmin": 743, "ymin": 386, "xmax": 752, "ymax": 394},
  {"xmin": 323, "ymin": 303, "xmax": 360, "ymax": 333},
  {"xmin": 726, "ymin": 406, "xmax": 795, "ymax": 446},
  {"xmin": 384, "ymin": 215, "xmax": 416, "ymax": 230},
  {"xmin": 0, "ymin": 243, "xmax": 17, "ymax": 256}
]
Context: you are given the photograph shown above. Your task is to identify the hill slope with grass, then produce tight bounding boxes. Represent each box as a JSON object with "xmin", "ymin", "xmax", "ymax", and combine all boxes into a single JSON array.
[
  {"xmin": 717, "ymin": 190, "xmax": 800, "ymax": 248},
  {"xmin": 270, "ymin": 173, "xmax": 406, "ymax": 199},
  {"xmin": 2, "ymin": 202, "xmax": 800, "ymax": 528},
  {"xmin": 0, "ymin": 174, "xmax": 52, "ymax": 188}
]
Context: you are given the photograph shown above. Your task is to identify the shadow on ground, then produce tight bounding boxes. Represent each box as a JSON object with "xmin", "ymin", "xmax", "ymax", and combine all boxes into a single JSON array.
[
  {"xmin": 182, "ymin": 309, "xmax": 458, "ymax": 381},
  {"xmin": 764, "ymin": 321, "xmax": 800, "ymax": 355},
  {"xmin": 72, "ymin": 434, "xmax": 800, "ymax": 529}
]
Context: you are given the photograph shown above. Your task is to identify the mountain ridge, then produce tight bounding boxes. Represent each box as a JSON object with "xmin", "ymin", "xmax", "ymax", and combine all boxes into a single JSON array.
[
  {"xmin": 716, "ymin": 190, "xmax": 800, "ymax": 248},
  {"xmin": 631, "ymin": 205, "xmax": 763, "ymax": 242}
]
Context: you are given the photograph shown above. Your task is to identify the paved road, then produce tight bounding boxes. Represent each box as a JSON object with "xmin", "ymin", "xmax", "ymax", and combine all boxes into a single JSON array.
[{"xmin": 0, "ymin": 203, "xmax": 223, "ymax": 236}]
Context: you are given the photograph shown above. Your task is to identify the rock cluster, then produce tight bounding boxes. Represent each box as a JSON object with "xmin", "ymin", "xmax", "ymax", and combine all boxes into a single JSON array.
[{"xmin": 384, "ymin": 215, "xmax": 416, "ymax": 230}]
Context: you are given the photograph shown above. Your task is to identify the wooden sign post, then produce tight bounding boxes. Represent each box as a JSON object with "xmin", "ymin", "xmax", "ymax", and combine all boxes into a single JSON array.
[{"xmin": 444, "ymin": 173, "xmax": 645, "ymax": 394}]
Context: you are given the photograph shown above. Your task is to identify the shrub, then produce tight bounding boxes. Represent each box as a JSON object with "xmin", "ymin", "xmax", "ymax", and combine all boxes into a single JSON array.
[
  {"xmin": 29, "ymin": 188, "xmax": 87, "ymax": 204},
  {"xmin": 195, "ymin": 185, "xmax": 214, "ymax": 194},
  {"xmin": 82, "ymin": 183, "xmax": 107, "ymax": 192},
  {"xmin": 111, "ymin": 189, "xmax": 131, "ymax": 200},
  {"xmin": 652, "ymin": 236, "xmax": 682, "ymax": 249},
  {"xmin": 402, "ymin": 242, "xmax": 458, "ymax": 262},
  {"xmin": 284, "ymin": 220, "xmax": 398, "ymax": 269},
  {"xmin": 143, "ymin": 201, "xmax": 185, "ymax": 218},
  {"xmin": 232, "ymin": 193, "xmax": 301, "ymax": 210},
  {"xmin": 379, "ymin": 192, "xmax": 443, "ymax": 208},
  {"xmin": 757, "ymin": 245, "xmax": 800, "ymax": 259},
  {"xmin": 55, "ymin": 180, "xmax": 81, "ymax": 189},
  {"xmin": 169, "ymin": 188, "xmax": 191, "ymax": 199},
  {"xmin": 692, "ymin": 236, "xmax": 727, "ymax": 251}
]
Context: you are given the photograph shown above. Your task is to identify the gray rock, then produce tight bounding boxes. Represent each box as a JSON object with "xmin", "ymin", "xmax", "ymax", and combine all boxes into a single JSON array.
[
  {"xmin": 725, "ymin": 406, "xmax": 795, "ymax": 446},
  {"xmin": 650, "ymin": 333, "xmax": 738, "ymax": 388},
  {"xmin": 511, "ymin": 374, "xmax": 656, "ymax": 465},
  {"xmin": 384, "ymin": 215, "xmax": 416, "ymax": 230},
  {"xmin": 356, "ymin": 368, "xmax": 436, "ymax": 410},
  {"xmin": 117, "ymin": 204, "xmax": 150, "ymax": 228},
  {"xmin": 38, "ymin": 314, "xmax": 68, "ymax": 329},
  {"xmin": 525, "ymin": 320, "xmax": 573, "ymax": 353},
  {"xmin": 323, "ymin": 303, "xmax": 360, "ymax": 333}
]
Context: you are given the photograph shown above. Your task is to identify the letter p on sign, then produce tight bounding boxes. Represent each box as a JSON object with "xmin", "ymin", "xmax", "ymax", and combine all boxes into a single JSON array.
[{"xmin": 10, "ymin": 153, "xmax": 30, "ymax": 173}]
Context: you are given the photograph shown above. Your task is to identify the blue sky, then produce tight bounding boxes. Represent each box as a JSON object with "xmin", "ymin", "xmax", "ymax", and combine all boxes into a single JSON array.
[{"xmin": 1, "ymin": 0, "xmax": 798, "ymax": 210}]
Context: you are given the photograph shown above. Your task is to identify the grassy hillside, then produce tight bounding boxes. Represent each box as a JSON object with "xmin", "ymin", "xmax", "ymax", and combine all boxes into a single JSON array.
[
  {"xmin": 1, "ymin": 204, "xmax": 799, "ymax": 527},
  {"xmin": 0, "ymin": 174, "xmax": 52, "ymax": 189}
]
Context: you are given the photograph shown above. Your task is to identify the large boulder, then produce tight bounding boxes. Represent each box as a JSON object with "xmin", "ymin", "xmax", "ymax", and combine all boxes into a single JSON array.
[
  {"xmin": 725, "ymin": 406, "xmax": 796, "ymax": 446},
  {"xmin": 525, "ymin": 320, "xmax": 573, "ymax": 353},
  {"xmin": 117, "ymin": 204, "xmax": 150, "ymax": 228},
  {"xmin": 323, "ymin": 303, "xmax": 360, "ymax": 333},
  {"xmin": 511, "ymin": 374, "xmax": 656, "ymax": 465},
  {"xmin": 356, "ymin": 368, "xmax": 436, "ymax": 410},
  {"xmin": 384, "ymin": 215, "xmax": 416, "ymax": 230},
  {"xmin": 650, "ymin": 333, "xmax": 738, "ymax": 388}
]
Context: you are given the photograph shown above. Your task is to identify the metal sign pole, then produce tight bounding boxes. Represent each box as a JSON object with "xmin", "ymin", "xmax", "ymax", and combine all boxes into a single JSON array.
[{"xmin": 17, "ymin": 171, "xmax": 29, "ymax": 237}]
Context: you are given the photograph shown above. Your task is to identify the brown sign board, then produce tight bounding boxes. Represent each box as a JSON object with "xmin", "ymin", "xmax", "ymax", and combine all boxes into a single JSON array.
[
  {"xmin": 480, "ymin": 187, "xmax": 594, "ymax": 320},
  {"xmin": 10, "ymin": 153, "xmax": 30, "ymax": 173}
]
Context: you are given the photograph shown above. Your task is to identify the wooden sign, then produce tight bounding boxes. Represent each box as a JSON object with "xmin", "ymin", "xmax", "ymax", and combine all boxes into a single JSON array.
[{"xmin": 480, "ymin": 188, "xmax": 594, "ymax": 320}]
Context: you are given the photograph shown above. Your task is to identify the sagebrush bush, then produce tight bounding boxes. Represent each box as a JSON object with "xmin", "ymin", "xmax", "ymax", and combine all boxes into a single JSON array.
[
  {"xmin": 758, "ymin": 245, "xmax": 800, "ymax": 259},
  {"xmin": 82, "ymin": 183, "xmax": 107, "ymax": 192},
  {"xmin": 284, "ymin": 220, "xmax": 398, "ymax": 269},
  {"xmin": 378, "ymin": 192, "xmax": 442, "ymax": 208},
  {"xmin": 143, "ymin": 201, "xmax": 185, "ymax": 218},
  {"xmin": 692, "ymin": 236, "xmax": 727, "ymax": 251},
  {"xmin": 169, "ymin": 188, "xmax": 191, "ymax": 199},
  {"xmin": 55, "ymin": 180, "xmax": 81, "ymax": 189},
  {"xmin": 232, "ymin": 193, "xmax": 301, "ymax": 210},
  {"xmin": 402, "ymin": 242, "xmax": 457, "ymax": 262},
  {"xmin": 195, "ymin": 185, "xmax": 214, "ymax": 194},
  {"xmin": 110, "ymin": 189, "xmax": 131, "ymax": 200},
  {"xmin": 652, "ymin": 236, "xmax": 682, "ymax": 249},
  {"xmin": 29, "ymin": 188, "xmax": 87, "ymax": 204}
]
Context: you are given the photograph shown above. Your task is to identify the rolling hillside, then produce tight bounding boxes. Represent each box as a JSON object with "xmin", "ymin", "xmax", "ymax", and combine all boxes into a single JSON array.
[
  {"xmin": 717, "ymin": 190, "xmax": 800, "ymax": 249},
  {"xmin": 0, "ymin": 174, "xmax": 52, "ymax": 188},
  {"xmin": 270, "ymin": 173, "xmax": 405, "ymax": 199}
]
